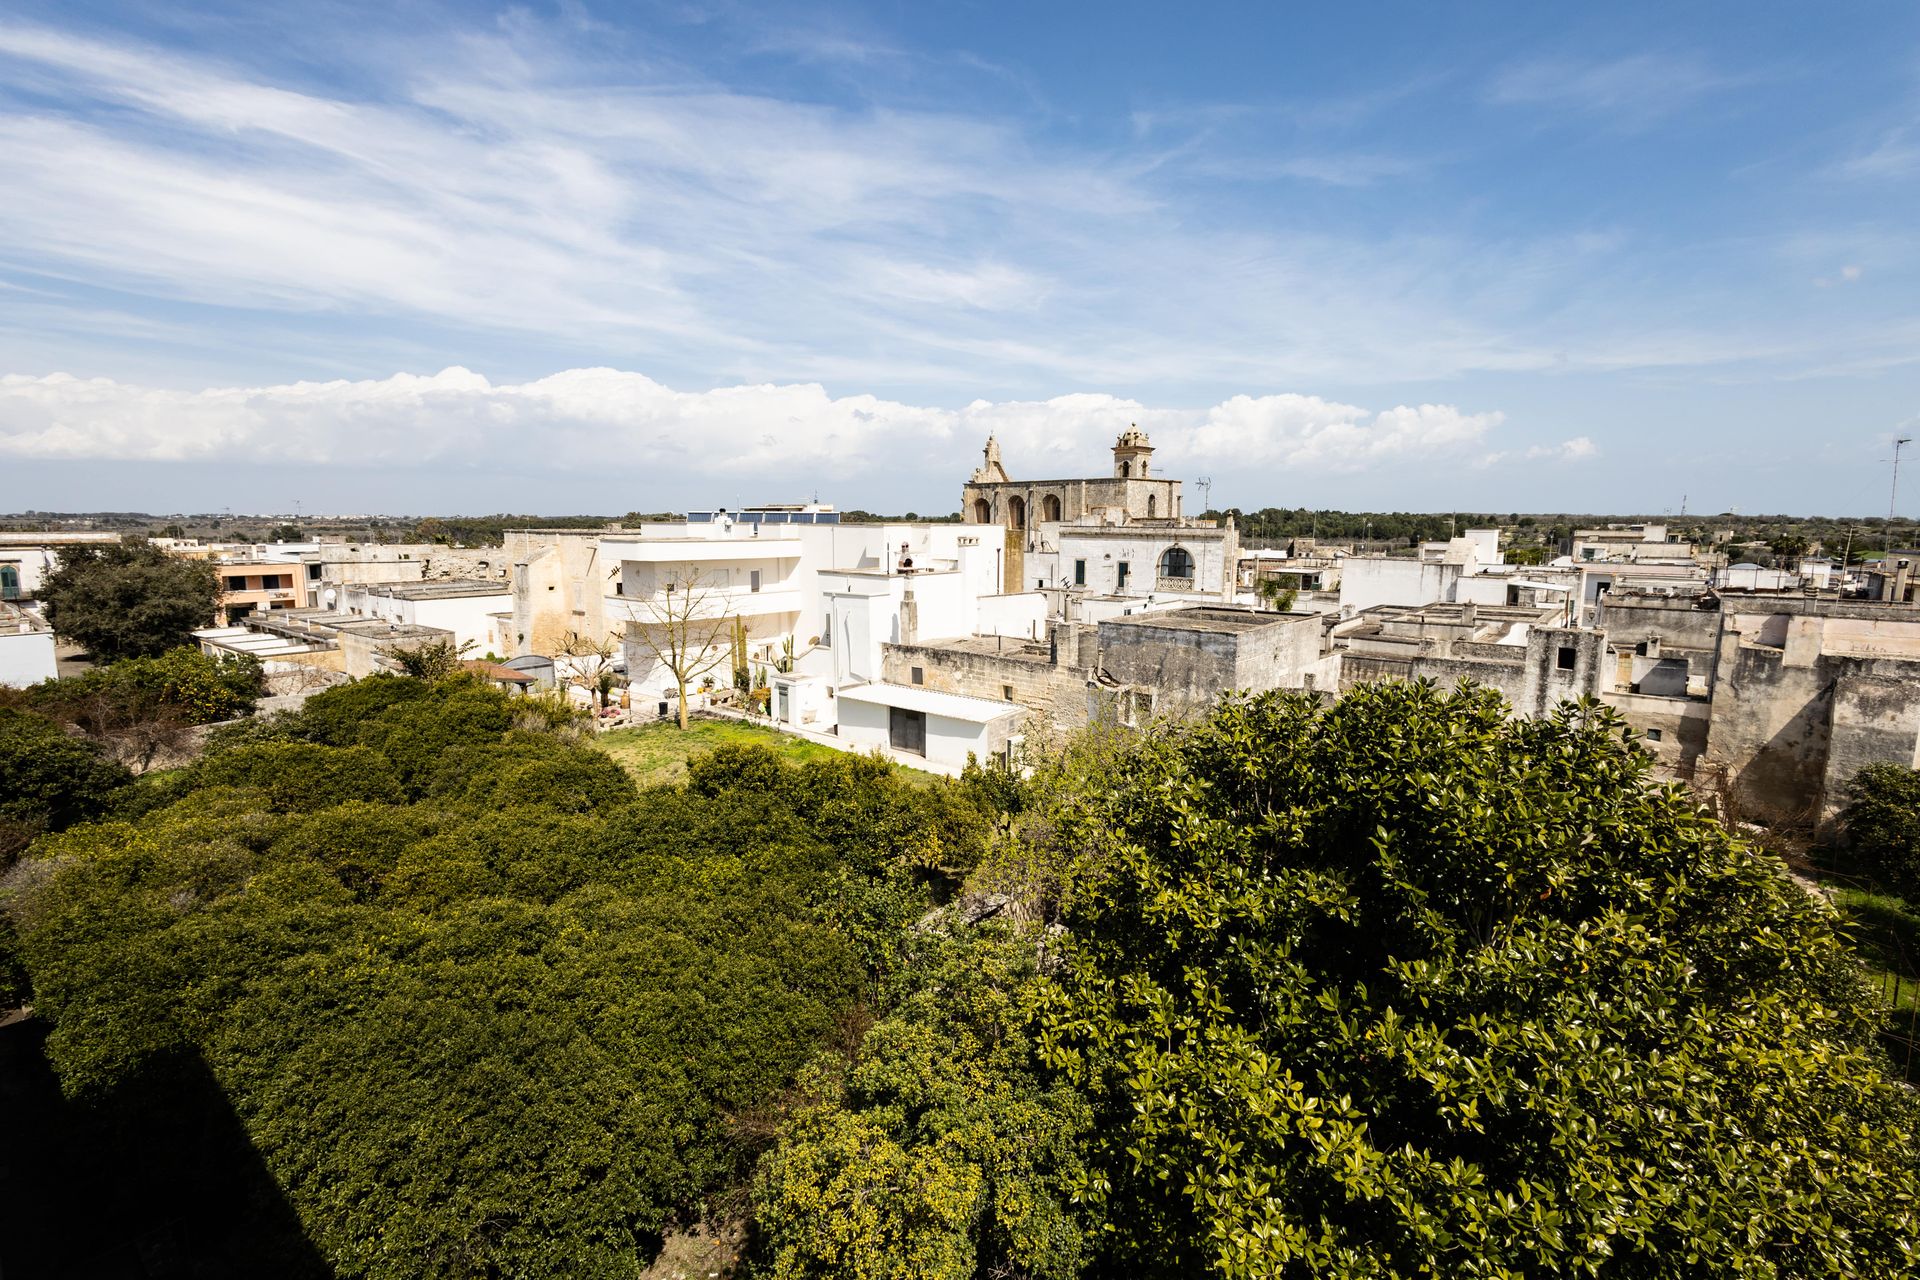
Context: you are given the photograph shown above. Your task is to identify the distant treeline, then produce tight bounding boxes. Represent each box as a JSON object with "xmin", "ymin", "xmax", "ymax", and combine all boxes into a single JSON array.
[{"xmin": 11, "ymin": 507, "xmax": 1920, "ymax": 554}]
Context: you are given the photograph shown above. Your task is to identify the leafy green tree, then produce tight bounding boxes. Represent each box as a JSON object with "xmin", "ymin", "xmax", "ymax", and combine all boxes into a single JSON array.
[
  {"xmin": 755, "ymin": 927, "xmax": 1091, "ymax": 1280},
  {"xmin": 1036, "ymin": 684, "xmax": 1918, "ymax": 1277},
  {"xmin": 193, "ymin": 742, "xmax": 406, "ymax": 812},
  {"xmin": 38, "ymin": 537, "xmax": 220, "ymax": 660},
  {"xmin": 766, "ymin": 684, "xmax": 1920, "ymax": 1278},
  {"xmin": 20, "ymin": 648, "xmax": 265, "ymax": 768},
  {"xmin": 2, "ymin": 680, "xmax": 966, "ymax": 1278},
  {"xmin": 0, "ymin": 707, "xmax": 132, "ymax": 865},
  {"xmin": 29, "ymin": 647, "xmax": 263, "ymax": 728},
  {"xmin": 1840, "ymin": 762, "xmax": 1920, "ymax": 899}
]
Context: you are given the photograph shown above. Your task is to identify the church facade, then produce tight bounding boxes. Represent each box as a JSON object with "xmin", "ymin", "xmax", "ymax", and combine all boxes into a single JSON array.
[{"xmin": 960, "ymin": 430, "xmax": 1239, "ymax": 601}]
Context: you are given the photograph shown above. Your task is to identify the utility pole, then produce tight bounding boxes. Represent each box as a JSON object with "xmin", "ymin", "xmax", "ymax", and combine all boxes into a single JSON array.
[{"xmin": 1889, "ymin": 437, "xmax": 1913, "ymax": 558}]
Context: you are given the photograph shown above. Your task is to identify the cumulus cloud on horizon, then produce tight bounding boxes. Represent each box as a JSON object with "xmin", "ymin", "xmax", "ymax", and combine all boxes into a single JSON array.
[{"xmin": 0, "ymin": 367, "xmax": 1596, "ymax": 491}]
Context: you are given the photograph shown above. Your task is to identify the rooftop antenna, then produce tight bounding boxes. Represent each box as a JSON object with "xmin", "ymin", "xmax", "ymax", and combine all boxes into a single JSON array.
[
  {"xmin": 1888, "ymin": 436, "xmax": 1913, "ymax": 557},
  {"xmin": 1197, "ymin": 477, "xmax": 1213, "ymax": 514}
]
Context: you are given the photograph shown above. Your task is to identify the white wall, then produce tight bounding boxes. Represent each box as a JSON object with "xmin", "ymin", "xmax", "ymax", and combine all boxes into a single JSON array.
[
  {"xmin": 976, "ymin": 593, "xmax": 1048, "ymax": 639},
  {"xmin": 835, "ymin": 694, "xmax": 892, "ymax": 753},
  {"xmin": 1048, "ymin": 530, "xmax": 1232, "ymax": 597},
  {"xmin": 341, "ymin": 587, "xmax": 509, "ymax": 653},
  {"xmin": 906, "ymin": 572, "xmax": 972, "ymax": 642},
  {"xmin": 1462, "ymin": 529, "xmax": 1503, "ymax": 564},
  {"xmin": 834, "ymin": 696, "xmax": 998, "ymax": 773},
  {"xmin": 0, "ymin": 627, "xmax": 58, "ymax": 687},
  {"xmin": 1338, "ymin": 558, "xmax": 1460, "ymax": 613}
]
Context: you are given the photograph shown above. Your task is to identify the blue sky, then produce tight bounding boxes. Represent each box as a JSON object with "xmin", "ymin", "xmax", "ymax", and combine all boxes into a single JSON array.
[{"xmin": 1, "ymin": 1, "xmax": 1917, "ymax": 516}]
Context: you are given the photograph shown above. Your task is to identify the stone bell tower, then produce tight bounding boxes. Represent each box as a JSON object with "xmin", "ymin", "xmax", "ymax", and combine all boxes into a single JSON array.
[{"xmin": 1112, "ymin": 427, "xmax": 1153, "ymax": 480}]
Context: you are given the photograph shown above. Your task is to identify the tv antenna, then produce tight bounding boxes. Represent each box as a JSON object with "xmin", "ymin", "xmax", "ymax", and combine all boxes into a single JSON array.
[
  {"xmin": 1887, "ymin": 436, "xmax": 1913, "ymax": 556},
  {"xmin": 1197, "ymin": 477, "xmax": 1213, "ymax": 513}
]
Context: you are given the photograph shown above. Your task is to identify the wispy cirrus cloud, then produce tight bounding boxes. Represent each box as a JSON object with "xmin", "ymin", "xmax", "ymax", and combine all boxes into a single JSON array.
[
  {"xmin": 1842, "ymin": 127, "xmax": 1920, "ymax": 179},
  {"xmin": 1486, "ymin": 52, "xmax": 1749, "ymax": 127},
  {"xmin": 0, "ymin": 16, "xmax": 1849, "ymax": 403}
]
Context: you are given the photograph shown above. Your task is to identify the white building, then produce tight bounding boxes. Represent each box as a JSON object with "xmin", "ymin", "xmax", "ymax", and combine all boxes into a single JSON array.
[
  {"xmin": 602, "ymin": 510, "xmax": 1017, "ymax": 709},
  {"xmin": 0, "ymin": 602, "xmax": 57, "ymax": 688},
  {"xmin": 834, "ymin": 682, "xmax": 1025, "ymax": 773},
  {"xmin": 339, "ymin": 580, "xmax": 514, "ymax": 654},
  {"xmin": 0, "ymin": 532, "xmax": 121, "ymax": 602}
]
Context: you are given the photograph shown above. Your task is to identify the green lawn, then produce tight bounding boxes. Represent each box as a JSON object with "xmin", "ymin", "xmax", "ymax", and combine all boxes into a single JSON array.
[
  {"xmin": 1832, "ymin": 886, "xmax": 1920, "ymax": 1014},
  {"xmin": 592, "ymin": 716, "xmax": 937, "ymax": 788}
]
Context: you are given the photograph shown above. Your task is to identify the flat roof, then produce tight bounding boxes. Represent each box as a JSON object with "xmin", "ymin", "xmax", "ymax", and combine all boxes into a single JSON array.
[
  {"xmin": 897, "ymin": 633, "xmax": 1055, "ymax": 665},
  {"xmin": 0, "ymin": 601, "xmax": 51, "ymax": 632},
  {"xmin": 354, "ymin": 578, "xmax": 510, "ymax": 601},
  {"xmin": 1101, "ymin": 606, "xmax": 1309, "ymax": 635},
  {"xmin": 839, "ymin": 682, "xmax": 1027, "ymax": 723},
  {"xmin": 1058, "ymin": 523, "xmax": 1225, "ymax": 538},
  {"xmin": 193, "ymin": 626, "xmax": 327, "ymax": 657}
]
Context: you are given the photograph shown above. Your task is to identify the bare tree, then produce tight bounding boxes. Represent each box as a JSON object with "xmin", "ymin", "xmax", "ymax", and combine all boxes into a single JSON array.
[
  {"xmin": 555, "ymin": 629, "xmax": 623, "ymax": 709},
  {"xmin": 626, "ymin": 566, "xmax": 737, "ymax": 729}
]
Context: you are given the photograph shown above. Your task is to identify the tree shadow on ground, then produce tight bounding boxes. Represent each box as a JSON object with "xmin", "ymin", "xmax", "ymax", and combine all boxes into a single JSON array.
[{"xmin": 0, "ymin": 1013, "xmax": 332, "ymax": 1279}]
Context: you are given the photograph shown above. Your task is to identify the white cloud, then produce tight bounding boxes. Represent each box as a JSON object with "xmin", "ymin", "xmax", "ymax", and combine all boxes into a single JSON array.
[
  {"xmin": 1487, "ymin": 53, "xmax": 1745, "ymax": 127},
  {"xmin": 1476, "ymin": 435, "xmax": 1598, "ymax": 468},
  {"xmin": 0, "ymin": 367, "xmax": 1508, "ymax": 482},
  {"xmin": 1527, "ymin": 435, "xmax": 1598, "ymax": 461},
  {"xmin": 0, "ymin": 18, "xmax": 1843, "ymax": 396},
  {"xmin": 1842, "ymin": 128, "xmax": 1919, "ymax": 179}
]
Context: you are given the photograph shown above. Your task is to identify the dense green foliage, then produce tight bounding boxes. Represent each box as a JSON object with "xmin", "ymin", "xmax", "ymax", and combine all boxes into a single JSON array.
[
  {"xmin": 755, "ymin": 927, "xmax": 1091, "ymax": 1280},
  {"xmin": 12, "ymin": 671, "xmax": 1920, "ymax": 1277},
  {"xmin": 1220, "ymin": 509, "xmax": 1505, "ymax": 548},
  {"xmin": 763, "ymin": 684, "xmax": 1920, "ymax": 1278},
  {"xmin": 21, "ymin": 645, "xmax": 264, "ymax": 729},
  {"xmin": 0, "ymin": 708, "xmax": 131, "ymax": 866},
  {"xmin": 3, "ymin": 675, "xmax": 982, "ymax": 1278},
  {"xmin": 1840, "ymin": 762, "xmax": 1920, "ymax": 899},
  {"xmin": 39, "ymin": 536, "xmax": 221, "ymax": 660}
]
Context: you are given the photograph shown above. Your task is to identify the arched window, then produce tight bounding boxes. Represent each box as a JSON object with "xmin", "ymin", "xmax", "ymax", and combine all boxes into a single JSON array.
[
  {"xmin": 1159, "ymin": 547, "xmax": 1193, "ymax": 580},
  {"xmin": 1007, "ymin": 496, "xmax": 1027, "ymax": 530},
  {"xmin": 973, "ymin": 498, "xmax": 991, "ymax": 523},
  {"xmin": 1147, "ymin": 494, "xmax": 1157, "ymax": 518},
  {"xmin": 1119, "ymin": 460, "xmax": 1131, "ymax": 478},
  {"xmin": 1041, "ymin": 494, "xmax": 1062, "ymax": 522}
]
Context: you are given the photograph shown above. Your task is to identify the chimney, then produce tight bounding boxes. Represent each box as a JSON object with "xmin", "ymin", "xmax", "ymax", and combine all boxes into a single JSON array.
[{"xmin": 899, "ymin": 588, "xmax": 919, "ymax": 645}]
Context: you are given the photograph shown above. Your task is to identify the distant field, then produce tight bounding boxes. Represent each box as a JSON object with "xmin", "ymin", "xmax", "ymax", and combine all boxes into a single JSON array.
[{"xmin": 592, "ymin": 715, "xmax": 935, "ymax": 787}]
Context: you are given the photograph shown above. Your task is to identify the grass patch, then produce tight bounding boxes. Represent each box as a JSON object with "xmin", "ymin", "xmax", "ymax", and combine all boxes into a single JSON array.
[
  {"xmin": 1832, "ymin": 887, "xmax": 1920, "ymax": 1011},
  {"xmin": 593, "ymin": 716, "xmax": 937, "ymax": 788}
]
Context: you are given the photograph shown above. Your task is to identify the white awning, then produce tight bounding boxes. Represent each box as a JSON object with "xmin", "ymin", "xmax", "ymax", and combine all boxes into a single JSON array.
[{"xmin": 838, "ymin": 682, "xmax": 1025, "ymax": 724}]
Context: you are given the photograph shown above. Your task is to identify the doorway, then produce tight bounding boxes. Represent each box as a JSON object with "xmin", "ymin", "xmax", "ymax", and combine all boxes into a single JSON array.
[{"xmin": 888, "ymin": 706, "xmax": 926, "ymax": 755}]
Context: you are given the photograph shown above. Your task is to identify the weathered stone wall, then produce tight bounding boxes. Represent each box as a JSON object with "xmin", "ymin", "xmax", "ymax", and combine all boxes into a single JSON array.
[
  {"xmin": 1097, "ymin": 613, "xmax": 1321, "ymax": 717},
  {"xmin": 1515, "ymin": 628, "xmax": 1608, "ymax": 718},
  {"xmin": 1602, "ymin": 689, "xmax": 1712, "ymax": 777},
  {"xmin": 1819, "ymin": 671, "xmax": 1920, "ymax": 828},
  {"xmin": 1597, "ymin": 595, "xmax": 1724, "ymax": 654},
  {"xmin": 881, "ymin": 639, "xmax": 1095, "ymax": 732}
]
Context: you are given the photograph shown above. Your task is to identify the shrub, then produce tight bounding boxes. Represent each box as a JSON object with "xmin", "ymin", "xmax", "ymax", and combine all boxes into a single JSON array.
[
  {"xmin": 0, "ymin": 708, "xmax": 132, "ymax": 863},
  {"xmin": 1841, "ymin": 761, "xmax": 1920, "ymax": 899},
  {"xmin": 194, "ymin": 743, "xmax": 403, "ymax": 812}
]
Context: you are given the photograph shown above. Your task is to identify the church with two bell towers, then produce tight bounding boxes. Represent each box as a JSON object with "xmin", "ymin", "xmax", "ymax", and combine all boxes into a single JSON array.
[{"xmin": 960, "ymin": 427, "xmax": 1203, "ymax": 594}]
